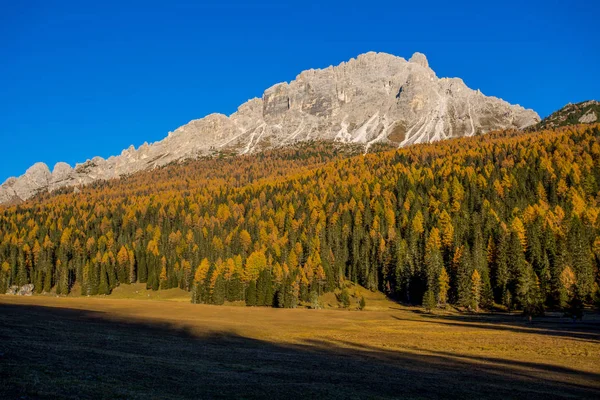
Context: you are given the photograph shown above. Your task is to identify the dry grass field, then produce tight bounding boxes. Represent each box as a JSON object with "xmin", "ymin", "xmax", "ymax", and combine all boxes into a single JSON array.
[{"xmin": 1, "ymin": 294, "xmax": 599, "ymax": 399}]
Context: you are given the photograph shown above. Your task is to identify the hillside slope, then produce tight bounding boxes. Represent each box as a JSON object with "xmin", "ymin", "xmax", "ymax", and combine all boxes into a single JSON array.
[{"xmin": 534, "ymin": 100, "xmax": 599, "ymax": 130}]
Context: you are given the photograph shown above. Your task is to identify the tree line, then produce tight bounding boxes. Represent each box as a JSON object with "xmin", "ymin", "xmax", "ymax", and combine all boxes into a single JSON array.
[{"xmin": 0, "ymin": 125, "xmax": 599, "ymax": 315}]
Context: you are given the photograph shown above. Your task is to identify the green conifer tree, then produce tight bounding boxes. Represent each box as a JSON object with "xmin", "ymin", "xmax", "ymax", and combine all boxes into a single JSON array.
[
  {"xmin": 98, "ymin": 264, "xmax": 110, "ymax": 295},
  {"xmin": 457, "ymin": 247, "xmax": 473, "ymax": 308},
  {"xmin": 246, "ymin": 280, "xmax": 257, "ymax": 306},
  {"xmin": 423, "ymin": 289, "xmax": 436, "ymax": 312},
  {"xmin": 339, "ymin": 287, "xmax": 351, "ymax": 308},
  {"xmin": 212, "ymin": 274, "xmax": 226, "ymax": 305},
  {"xmin": 516, "ymin": 263, "xmax": 544, "ymax": 318},
  {"xmin": 43, "ymin": 267, "xmax": 53, "ymax": 293}
]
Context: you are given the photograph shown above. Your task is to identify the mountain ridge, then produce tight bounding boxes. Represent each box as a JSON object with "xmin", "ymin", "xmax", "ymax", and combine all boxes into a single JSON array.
[
  {"xmin": 532, "ymin": 100, "xmax": 599, "ymax": 130},
  {"xmin": 0, "ymin": 51, "xmax": 539, "ymax": 204}
]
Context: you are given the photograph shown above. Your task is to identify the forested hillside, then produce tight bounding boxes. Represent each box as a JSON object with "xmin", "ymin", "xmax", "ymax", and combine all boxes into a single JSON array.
[
  {"xmin": 533, "ymin": 100, "xmax": 599, "ymax": 131},
  {"xmin": 1, "ymin": 125, "xmax": 599, "ymax": 314}
]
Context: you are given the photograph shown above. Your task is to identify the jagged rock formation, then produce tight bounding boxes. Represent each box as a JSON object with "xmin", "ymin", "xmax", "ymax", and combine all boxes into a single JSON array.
[
  {"xmin": 533, "ymin": 100, "xmax": 599, "ymax": 130},
  {"xmin": 0, "ymin": 51, "xmax": 539, "ymax": 204}
]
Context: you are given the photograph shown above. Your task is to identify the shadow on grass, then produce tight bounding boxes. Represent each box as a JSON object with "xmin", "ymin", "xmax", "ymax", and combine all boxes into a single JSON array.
[
  {"xmin": 391, "ymin": 310, "xmax": 600, "ymax": 345},
  {"xmin": 0, "ymin": 303, "xmax": 599, "ymax": 400}
]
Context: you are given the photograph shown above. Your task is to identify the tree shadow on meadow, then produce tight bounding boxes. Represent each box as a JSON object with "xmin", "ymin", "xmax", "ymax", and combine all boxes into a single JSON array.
[
  {"xmin": 391, "ymin": 309, "xmax": 600, "ymax": 345},
  {"xmin": 0, "ymin": 303, "xmax": 599, "ymax": 400}
]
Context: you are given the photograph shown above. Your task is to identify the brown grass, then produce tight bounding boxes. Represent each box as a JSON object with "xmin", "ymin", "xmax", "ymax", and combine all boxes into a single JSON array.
[{"xmin": 0, "ymin": 295, "xmax": 599, "ymax": 399}]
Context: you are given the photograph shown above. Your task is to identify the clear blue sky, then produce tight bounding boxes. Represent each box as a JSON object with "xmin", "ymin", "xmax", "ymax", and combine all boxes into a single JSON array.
[{"xmin": 1, "ymin": 0, "xmax": 598, "ymax": 182}]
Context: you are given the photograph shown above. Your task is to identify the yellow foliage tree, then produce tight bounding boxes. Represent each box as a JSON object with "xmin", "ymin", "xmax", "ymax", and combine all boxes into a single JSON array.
[
  {"xmin": 412, "ymin": 211, "xmax": 424, "ymax": 235},
  {"xmin": 239, "ymin": 230, "xmax": 252, "ymax": 252},
  {"xmin": 194, "ymin": 258, "xmax": 210, "ymax": 283},
  {"xmin": 559, "ymin": 266, "xmax": 576, "ymax": 298},
  {"xmin": 439, "ymin": 210, "xmax": 454, "ymax": 249},
  {"xmin": 244, "ymin": 250, "xmax": 266, "ymax": 283},
  {"xmin": 511, "ymin": 217, "xmax": 527, "ymax": 251},
  {"xmin": 438, "ymin": 267, "xmax": 450, "ymax": 306},
  {"xmin": 117, "ymin": 246, "xmax": 129, "ymax": 269}
]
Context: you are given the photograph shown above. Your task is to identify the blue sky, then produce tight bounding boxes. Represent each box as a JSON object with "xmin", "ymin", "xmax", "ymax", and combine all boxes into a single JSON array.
[{"xmin": 1, "ymin": 0, "xmax": 598, "ymax": 182}]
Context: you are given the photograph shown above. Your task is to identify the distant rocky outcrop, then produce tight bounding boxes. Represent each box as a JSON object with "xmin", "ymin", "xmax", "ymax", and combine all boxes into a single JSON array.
[
  {"xmin": 0, "ymin": 51, "xmax": 540, "ymax": 204},
  {"xmin": 533, "ymin": 100, "xmax": 599, "ymax": 130},
  {"xmin": 5, "ymin": 284, "xmax": 34, "ymax": 296}
]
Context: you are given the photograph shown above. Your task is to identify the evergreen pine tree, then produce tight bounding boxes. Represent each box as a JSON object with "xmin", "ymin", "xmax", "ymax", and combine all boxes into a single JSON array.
[
  {"xmin": 43, "ymin": 268, "xmax": 52, "ymax": 293},
  {"xmin": 89, "ymin": 259, "xmax": 99, "ymax": 295},
  {"xmin": 339, "ymin": 287, "xmax": 351, "ymax": 308},
  {"xmin": 568, "ymin": 217, "xmax": 594, "ymax": 300},
  {"xmin": 147, "ymin": 267, "xmax": 159, "ymax": 291},
  {"xmin": 212, "ymin": 274, "xmax": 226, "ymax": 305},
  {"xmin": 137, "ymin": 250, "xmax": 148, "ymax": 283},
  {"xmin": 494, "ymin": 231, "xmax": 510, "ymax": 304},
  {"xmin": 457, "ymin": 247, "xmax": 473, "ymax": 308},
  {"xmin": 227, "ymin": 273, "xmax": 243, "ymax": 302},
  {"xmin": 470, "ymin": 270, "xmax": 482, "ymax": 311},
  {"xmin": 516, "ymin": 263, "xmax": 544, "ymax": 318},
  {"xmin": 16, "ymin": 249, "xmax": 28, "ymax": 287},
  {"xmin": 276, "ymin": 287, "xmax": 285, "ymax": 308},
  {"xmin": 246, "ymin": 280, "xmax": 257, "ymax": 306},
  {"xmin": 98, "ymin": 264, "xmax": 110, "ymax": 295},
  {"xmin": 423, "ymin": 289, "xmax": 436, "ymax": 312},
  {"xmin": 82, "ymin": 261, "xmax": 91, "ymax": 296},
  {"xmin": 55, "ymin": 260, "xmax": 69, "ymax": 295},
  {"xmin": 34, "ymin": 270, "xmax": 43, "ymax": 294},
  {"xmin": 264, "ymin": 273, "xmax": 274, "ymax": 307},
  {"xmin": 256, "ymin": 271, "xmax": 266, "ymax": 306}
]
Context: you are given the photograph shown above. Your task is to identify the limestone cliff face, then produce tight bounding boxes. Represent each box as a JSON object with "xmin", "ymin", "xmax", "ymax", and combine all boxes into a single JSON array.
[{"xmin": 0, "ymin": 52, "xmax": 539, "ymax": 204}]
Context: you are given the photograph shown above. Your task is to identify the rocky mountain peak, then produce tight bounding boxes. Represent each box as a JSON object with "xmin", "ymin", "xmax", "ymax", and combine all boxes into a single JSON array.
[
  {"xmin": 0, "ymin": 51, "xmax": 540, "ymax": 205},
  {"xmin": 409, "ymin": 52, "xmax": 429, "ymax": 68}
]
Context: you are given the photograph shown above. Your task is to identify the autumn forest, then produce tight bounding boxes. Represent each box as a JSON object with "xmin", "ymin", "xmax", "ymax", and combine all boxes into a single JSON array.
[{"xmin": 1, "ymin": 124, "xmax": 600, "ymax": 315}]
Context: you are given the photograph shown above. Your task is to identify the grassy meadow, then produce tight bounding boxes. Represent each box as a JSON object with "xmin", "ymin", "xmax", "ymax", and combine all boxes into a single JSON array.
[{"xmin": 1, "ymin": 294, "xmax": 599, "ymax": 399}]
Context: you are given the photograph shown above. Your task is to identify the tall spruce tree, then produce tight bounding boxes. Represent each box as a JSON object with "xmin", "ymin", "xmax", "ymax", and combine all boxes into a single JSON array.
[{"xmin": 246, "ymin": 280, "xmax": 257, "ymax": 306}]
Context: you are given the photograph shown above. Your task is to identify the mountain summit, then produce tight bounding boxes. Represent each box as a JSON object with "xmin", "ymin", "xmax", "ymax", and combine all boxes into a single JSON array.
[{"xmin": 0, "ymin": 52, "xmax": 539, "ymax": 204}]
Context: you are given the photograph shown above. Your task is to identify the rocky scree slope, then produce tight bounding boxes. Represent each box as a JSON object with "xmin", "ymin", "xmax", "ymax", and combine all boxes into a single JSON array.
[{"xmin": 0, "ymin": 52, "xmax": 539, "ymax": 204}]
